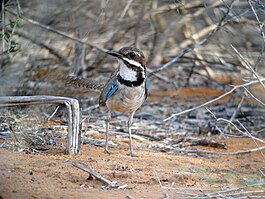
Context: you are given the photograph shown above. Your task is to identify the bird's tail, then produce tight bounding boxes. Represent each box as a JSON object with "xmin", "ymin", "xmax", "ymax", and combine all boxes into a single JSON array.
[{"xmin": 46, "ymin": 74, "xmax": 104, "ymax": 90}]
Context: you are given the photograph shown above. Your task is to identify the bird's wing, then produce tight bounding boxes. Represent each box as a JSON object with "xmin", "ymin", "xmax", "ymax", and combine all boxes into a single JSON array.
[{"xmin": 99, "ymin": 71, "xmax": 119, "ymax": 106}]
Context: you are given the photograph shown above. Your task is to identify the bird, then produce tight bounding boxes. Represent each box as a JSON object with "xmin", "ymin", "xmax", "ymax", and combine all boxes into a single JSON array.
[
  {"xmin": 99, "ymin": 47, "xmax": 149, "ymax": 157},
  {"xmin": 58, "ymin": 47, "xmax": 149, "ymax": 157}
]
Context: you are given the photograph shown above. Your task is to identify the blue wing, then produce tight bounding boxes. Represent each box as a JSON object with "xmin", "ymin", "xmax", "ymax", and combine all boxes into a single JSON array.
[
  {"xmin": 99, "ymin": 79, "xmax": 119, "ymax": 106},
  {"xmin": 145, "ymin": 79, "xmax": 149, "ymax": 99}
]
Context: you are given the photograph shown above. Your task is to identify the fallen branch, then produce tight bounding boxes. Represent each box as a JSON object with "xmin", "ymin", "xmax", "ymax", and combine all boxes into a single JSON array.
[
  {"xmin": 166, "ymin": 146, "xmax": 265, "ymax": 156},
  {"xmin": 174, "ymin": 137, "xmax": 227, "ymax": 149},
  {"xmin": 72, "ymin": 162, "xmax": 117, "ymax": 189},
  {"xmin": 154, "ymin": 169, "xmax": 265, "ymax": 198}
]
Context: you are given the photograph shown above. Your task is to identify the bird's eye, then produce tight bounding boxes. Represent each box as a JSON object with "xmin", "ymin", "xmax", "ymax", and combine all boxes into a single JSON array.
[{"xmin": 129, "ymin": 52, "xmax": 136, "ymax": 59}]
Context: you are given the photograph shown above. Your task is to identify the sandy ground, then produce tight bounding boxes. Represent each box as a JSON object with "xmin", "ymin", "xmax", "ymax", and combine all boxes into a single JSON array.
[{"xmin": 0, "ymin": 136, "xmax": 264, "ymax": 199}]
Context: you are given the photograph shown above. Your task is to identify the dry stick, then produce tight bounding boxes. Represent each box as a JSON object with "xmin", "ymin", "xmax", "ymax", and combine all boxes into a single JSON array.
[
  {"xmin": 10, "ymin": 28, "xmax": 70, "ymax": 66},
  {"xmin": 48, "ymin": 106, "xmax": 60, "ymax": 121},
  {"xmin": 148, "ymin": 1, "xmax": 231, "ymax": 76},
  {"xmin": 72, "ymin": 162, "xmax": 117, "ymax": 188},
  {"xmin": 147, "ymin": 14, "xmax": 159, "ymax": 65},
  {"xmin": 223, "ymin": 94, "xmax": 245, "ymax": 134},
  {"xmin": 151, "ymin": 1, "xmax": 205, "ymax": 16},
  {"xmin": 206, "ymin": 108, "xmax": 265, "ymax": 145},
  {"xmin": 237, "ymin": 120, "xmax": 265, "ymax": 160},
  {"xmin": 8, "ymin": 126, "xmax": 20, "ymax": 143},
  {"xmin": 258, "ymin": 168, "xmax": 265, "ymax": 177},
  {"xmin": 249, "ymin": 0, "xmax": 265, "ymax": 71},
  {"xmin": 231, "ymin": 44, "xmax": 265, "ymax": 90},
  {"xmin": 2, "ymin": 0, "xmax": 5, "ymax": 52},
  {"xmin": 155, "ymin": 169, "xmax": 265, "ymax": 198},
  {"xmin": 16, "ymin": 0, "xmax": 22, "ymax": 15},
  {"xmin": 119, "ymin": 0, "xmax": 134, "ymax": 20},
  {"xmin": 244, "ymin": 87, "xmax": 265, "ymax": 106},
  {"xmin": 164, "ymin": 78, "xmax": 265, "ymax": 121},
  {"xmin": 134, "ymin": 5, "xmax": 145, "ymax": 48},
  {"xmin": 208, "ymin": 103, "xmax": 265, "ymax": 158},
  {"xmin": 149, "ymin": 1, "xmax": 251, "ymax": 77},
  {"xmin": 167, "ymin": 145, "xmax": 265, "ymax": 155},
  {"xmin": 6, "ymin": 9, "xmax": 109, "ymax": 54},
  {"xmin": 154, "ymin": 169, "xmax": 210, "ymax": 191}
]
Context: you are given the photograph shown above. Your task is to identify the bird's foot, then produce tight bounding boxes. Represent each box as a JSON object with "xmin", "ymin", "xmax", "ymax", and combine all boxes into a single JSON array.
[
  {"xmin": 104, "ymin": 149, "xmax": 112, "ymax": 155},
  {"xmin": 129, "ymin": 152, "xmax": 139, "ymax": 158}
]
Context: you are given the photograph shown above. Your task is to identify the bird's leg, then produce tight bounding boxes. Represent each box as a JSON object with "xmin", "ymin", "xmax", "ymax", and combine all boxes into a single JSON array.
[
  {"xmin": 128, "ymin": 111, "xmax": 137, "ymax": 157},
  {"xmin": 104, "ymin": 111, "xmax": 111, "ymax": 154}
]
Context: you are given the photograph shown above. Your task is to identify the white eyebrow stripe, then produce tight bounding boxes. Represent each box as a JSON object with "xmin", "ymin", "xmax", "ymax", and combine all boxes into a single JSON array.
[
  {"xmin": 123, "ymin": 57, "xmax": 144, "ymax": 70},
  {"xmin": 135, "ymin": 52, "xmax": 141, "ymax": 56}
]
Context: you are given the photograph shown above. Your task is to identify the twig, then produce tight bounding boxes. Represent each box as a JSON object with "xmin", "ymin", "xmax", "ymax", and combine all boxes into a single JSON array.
[
  {"xmin": 237, "ymin": 120, "xmax": 265, "ymax": 160},
  {"xmin": 164, "ymin": 146, "xmax": 265, "ymax": 155},
  {"xmin": 134, "ymin": 4, "xmax": 145, "ymax": 48},
  {"xmin": 48, "ymin": 106, "xmax": 60, "ymax": 121},
  {"xmin": 2, "ymin": 0, "xmax": 5, "ymax": 52},
  {"xmin": 8, "ymin": 126, "xmax": 19, "ymax": 143},
  {"xmin": 206, "ymin": 108, "xmax": 265, "ymax": 145},
  {"xmin": 249, "ymin": 0, "xmax": 265, "ymax": 71},
  {"xmin": 6, "ymin": 8, "xmax": 109, "ymax": 54},
  {"xmin": 154, "ymin": 169, "xmax": 209, "ymax": 191},
  {"xmin": 149, "ymin": 0, "xmax": 235, "ymax": 76},
  {"xmin": 119, "ymin": 0, "xmax": 134, "ymax": 20},
  {"xmin": 258, "ymin": 168, "xmax": 265, "ymax": 177},
  {"xmin": 155, "ymin": 169, "xmax": 265, "ymax": 198},
  {"xmin": 231, "ymin": 44, "xmax": 265, "ymax": 90},
  {"xmin": 9, "ymin": 28, "xmax": 70, "ymax": 66},
  {"xmin": 244, "ymin": 87, "xmax": 265, "ymax": 106},
  {"xmin": 223, "ymin": 94, "xmax": 245, "ymax": 134},
  {"xmin": 71, "ymin": 30, "xmax": 87, "ymax": 76},
  {"xmin": 82, "ymin": 104, "xmax": 99, "ymax": 112},
  {"xmin": 16, "ymin": 0, "xmax": 22, "ymax": 15},
  {"xmin": 72, "ymin": 162, "xmax": 117, "ymax": 189},
  {"xmin": 164, "ymin": 78, "xmax": 265, "ymax": 121}
]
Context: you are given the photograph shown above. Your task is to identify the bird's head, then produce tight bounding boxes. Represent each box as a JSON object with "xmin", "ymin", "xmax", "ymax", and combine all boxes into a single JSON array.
[{"xmin": 107, "ymin": 47, "xmax": 146, "ymax": 84}]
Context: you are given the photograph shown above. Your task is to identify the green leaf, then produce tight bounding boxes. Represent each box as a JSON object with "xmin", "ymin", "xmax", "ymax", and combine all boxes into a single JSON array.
[
  {"xmin": 9, "ymin": 19, "xmax": 15, "ymax": 28},
  {"xmin": 4, "ymin": 31, "xmax": 10, "ymax": 41},
  {"xmin": 10, "ymin": 40, "xmax": 17, "ymax": 46},
  {"xmin": 9, "ymin": 19, "xmax": 21, "ymax": 28}
]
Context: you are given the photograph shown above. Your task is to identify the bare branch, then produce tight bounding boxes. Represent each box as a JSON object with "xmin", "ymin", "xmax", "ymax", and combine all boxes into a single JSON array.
[
  {"xmin": 149, "ymin": 0, "xmax": 235, "ymax": 76},
  {"xmin": 164, "ymin": 78, "xmax": 265, "ymax": 121},
  {"xmin": 6, "ymin": 8, "xmax": 109, "ymax": 54},
  {"xmin": 231, "ymin": 44, "xmax": 265, "ymax": 90}
]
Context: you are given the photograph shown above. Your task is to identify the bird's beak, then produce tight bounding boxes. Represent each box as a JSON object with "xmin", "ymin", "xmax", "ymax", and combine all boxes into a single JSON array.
[{"xmin": 107, "ymin": 50, "xmax": 123, "ymax": 59}]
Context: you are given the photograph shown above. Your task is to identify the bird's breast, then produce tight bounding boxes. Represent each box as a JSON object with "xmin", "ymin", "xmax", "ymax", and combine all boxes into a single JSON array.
[{"xmin": 106, "ymin": 83, "xmax": 146, "ymax": 113}]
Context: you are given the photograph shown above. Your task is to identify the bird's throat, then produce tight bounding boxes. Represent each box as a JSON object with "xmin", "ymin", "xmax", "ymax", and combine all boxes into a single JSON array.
[{"xmin": 117, "ymin": 60, "xmax": 145, "ymax": 87}]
